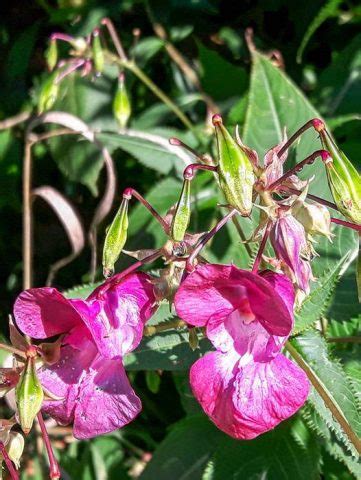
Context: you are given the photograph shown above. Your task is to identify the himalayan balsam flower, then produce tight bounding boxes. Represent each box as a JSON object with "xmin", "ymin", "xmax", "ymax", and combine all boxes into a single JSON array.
[
  {"xmin": 14, "ymin": 273, "xmax": 155, "ymax": 439},
  {"xmin": 175, "ymin": 264, "xmax": 309, "ymax": 440}
]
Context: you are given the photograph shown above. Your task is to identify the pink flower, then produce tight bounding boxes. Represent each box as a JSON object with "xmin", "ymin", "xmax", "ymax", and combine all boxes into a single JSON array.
[
  {"xmin": 270, "ymin": 213, "xmax": 312, "ymax": 293},
  {"xmin": 174, "ymin": 264, "xmax": 309, "ymax": 440},
  {"xmin": 13, "ymin": 273, "xmax": 156, "ymax": 439}
]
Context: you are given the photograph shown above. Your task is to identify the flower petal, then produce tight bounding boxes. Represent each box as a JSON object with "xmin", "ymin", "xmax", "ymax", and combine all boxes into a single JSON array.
[
  {"xmin": 175, "ymin": 264, "xmax": 292, "ymax": 337},
  {"xmin": 73, "ymin": 357, "xmax": 141, "ymax": 439},
  {"xmin": 71, "ymin": 273, "xmax": 156, "ymax": 360},
  {"xmin": 259, "ymin": 270, "xmax": 295, "ymax": 315},
  {"xmin": 14, "ymin": 288, "xmax": 82, "ymax": 339},
  {"xmin": 39, "ymin": 325, "xmax": 96, "ymax": 425},
  {"xmin": 190, "ymin": 351, "xmax": 309, "ymax": 440}
]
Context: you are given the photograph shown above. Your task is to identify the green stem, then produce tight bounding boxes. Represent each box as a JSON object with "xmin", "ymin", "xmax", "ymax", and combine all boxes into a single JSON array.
[{"xmin": 285, "ymin": 341, "xmax": 361, "ymax": 455}]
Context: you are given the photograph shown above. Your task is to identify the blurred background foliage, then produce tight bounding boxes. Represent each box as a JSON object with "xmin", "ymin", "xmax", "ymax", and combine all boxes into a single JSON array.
[{"xmin": 0, "ymin": 0, "xmax": 360, "ymax": 478}]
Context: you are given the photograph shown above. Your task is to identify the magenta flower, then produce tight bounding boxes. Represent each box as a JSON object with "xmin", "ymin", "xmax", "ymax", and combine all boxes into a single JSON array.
[
  {"xmin": 270, "ymin": 213, "xmax": 312, "ymax": 293},
  {"xmin": 13, "ymin": 273, "xmax": 156, "ymax": 439},
  {"xmin": 174, "ymin": 264, "xmax": 309, "ymax": 440}
]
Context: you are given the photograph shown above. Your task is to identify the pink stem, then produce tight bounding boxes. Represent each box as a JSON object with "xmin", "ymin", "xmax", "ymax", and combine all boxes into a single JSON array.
[
  {"xmin": 252, "ymin": 221, "xmax": 272, "ymax": 273},
  {"xmin": 169, "ymin": 137, "xmax": 202, "ymax": 159},
  {"xmin": 50, "ymin": 33, "xmax": 74, "ymax": 44},
  {"xmin": 277, "ymin": 118, "xmax": 322, "ymax": 158},
  {"xmin": 0, "ymin": 441, "xmax": 19, "ymax": 480},
  {"xmin": 101, "ymin": 18, "xmax": 128, "ymax": 61},
  {"xmin": 269, "ymin": 150, "xmax": 330, "ymax": 191},
  {"xmin": 183, "ymin": 163, "xmax": 217, "ymax": 180},
  {"xmin": 37, "ymin": 413, "xmax": 61, "ymax": 479},
  {"xmin": 281, "ymin": 186, "xmax": 339, "ymax": 211},
  {"xmin": 331, "ymin": 217, "xmax": 361, "ymax": 232},
  {"xmin": 123, "ymin": 188, "xmax": 170, "ymax": 233},
  {"xmin": 55, "ymin": 59, "xmax": 85, "ymax": 84},
  {"xmin": 186, "ymin": 209, "xmax": 238, "ymax": 272}
]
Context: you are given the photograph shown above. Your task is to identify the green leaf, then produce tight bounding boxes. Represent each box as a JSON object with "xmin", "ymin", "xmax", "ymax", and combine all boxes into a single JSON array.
[
  {"xmin": 208, "ymin": 418, "xmax": 320, "ymax": 480},
  {"xmin": 97, "ymin": 129, "xmax": 192, "ymax": 177},
  {"xmin": 293, "ymin": 331, "xmax": 361, "ymax": 458},
  {"xmin": 296, "ymin": 0, "xmax": 343, "ymax": 63},
  {"xmin": 294, "ymin": 251, "xmax": 353, "ymax": 334},
  {"xmin": 49, "ymin": 71, "xmax": 117, "ymax": 194},
  {"xmin": 63, "ymin": 282, "xmax": 100, "ymax": 299},
  {"xmin": 140, "ymin": 415, "xmax": 223, "ymax": 480},
  {"xmin": 243, "ymin": 51, "xmax": 330, "ymax": 199}
]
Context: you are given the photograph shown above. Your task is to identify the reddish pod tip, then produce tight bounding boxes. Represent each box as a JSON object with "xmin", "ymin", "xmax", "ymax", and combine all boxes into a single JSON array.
[
  {"xmin": 320, "ymin": 150, "xmax": 332, "ymax": 164},
  {"xmin": 312, "ymin": 118, "xmax": 325, "ymax": 132},
  {"xmin": 169, "ymin": 137, "xmax": 182, "ymax": 146},
  {"xmin": 212, "ymin": 114, "xmax": 223, "ymax": 126},
  {"xmin": 93, "ymin": 27, "xmax": 100, "ymax": 37},
  {"xmin": 123, "ymin": 187, "xmax": 133, "ymax": 199}
]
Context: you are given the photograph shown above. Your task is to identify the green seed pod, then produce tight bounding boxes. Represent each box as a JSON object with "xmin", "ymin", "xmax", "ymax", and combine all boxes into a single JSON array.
[
  {"xmin": 45, "ymin": 39, "xmax": 58, "ymax": 71},
  {"xmin": 213, "ymin": 115, "xmax": 255, "ymax": 216},
  {"xmin": 188, "ymin": 327, "xmax": 199, "ymax": 351},
  {"xmin": 38, "ymin": 72, "xmax": 59, "ymax": 114},
  {"xmin": 171, "ymin": 179, "xmax": 191, "ymax": 242},
  {"xmin": 15, "ymin": 354, "xmax": 44, "ymax": 435},
  {"xmin": 102, "ymin": 196, "xmax": 129, "ymax": 278},
  {"xmin": 92, "ymin": 29, "xmax": 104, "ymax": 74},
  {"xmin": 315, "ymin": 121, "xmax": 361, "ymax": 225},
  {"xmin": 113, "ymin": 73, "xmax": 131, "ymax": 129}
]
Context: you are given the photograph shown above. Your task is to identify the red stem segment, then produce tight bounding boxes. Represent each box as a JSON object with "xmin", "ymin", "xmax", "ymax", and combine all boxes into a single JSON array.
[
  {"xmin": 183, "ymin": 163, "xmax": 217, "ymax": 180},
  {"xmin": 281, "ymin": 186, "xmax": 339, "ymax": 211},
  {"xmin": 186, "ymin": 209, "xmax": 238, "ymax": 272},
  {"xmin": 123, "ymin": 188, "xmax": 169, "ymax": 233},
  {"xmin": 101, "ymin": 18, "xmax": 128, "ymax": 61},
  {"xmin": 277, "ymin": 118, "xmax": 321, "ymax": 158},
  {"xmin": 37, "ymin": 413, "xmax": 61, "ymax": 479},
  {"xmin": 331, "ymin": 217, "xmax": 361, "ymax": 232},
  {"xmin": 0, "ymin": 441, "xmax": 19, "ymax": 480},
  {"xmin": 252, "ymin": 221, "xmax": 272, "ymax": 273},
  {"xmin": 269, "ymin": 150, "xmax": 330, "ymax": 191}
]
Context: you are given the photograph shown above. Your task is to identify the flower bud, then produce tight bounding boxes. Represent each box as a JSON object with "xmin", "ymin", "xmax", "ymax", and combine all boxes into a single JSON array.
[
  {"xmin": 38, "ymin": 72, "xmax": 59, "ymax": 114},
  {"xmin": 171, "ymin": 179, "xmax": 191, "ymax": 242},
  {"xmin": 45, "ymin": 39, "xmax": 58, "ymax": 71},
  {"xmin": 113, "ymin": 73, "xmax": 131, "ymax": 129},
  {"xmin": 314, "ymin": 121, "xmax": 361, "ymax": 224},
  {"xmin": 292, "ymin": 200, "xmax": 333, "ymax": 240},
  {"xmin": 6, "ymin": 432, "xmax": 24, "ymax": 469},
  {"xmin": 188, "ymin": 327, "xmax": 199, "ymax": 351},
  {"xmin": 213, "ymin": 115, "xmax": 255, "ymax": 216},
  {"xmin": 92, "ymin": 29, "xmax": 104, "ymax": 74},
  {"xmin": 69, "ymin": 37, "xmax": 88, "ymax": 53},
  {"xmin": 15, "ymin": 354, "xmax": 44, "ymax": 434},
  {"xmin": 102, "ymin": 196, "xmax": 129, "ymax": 278}
]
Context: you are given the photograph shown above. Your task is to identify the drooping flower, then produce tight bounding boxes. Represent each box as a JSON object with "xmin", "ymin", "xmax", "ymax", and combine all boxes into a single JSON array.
[
  {"xmin": 13, "ymin": 273, "xmax": 156, "ymax": 439},
  {"xmin": 270, "ymin": 211, "xmax": 313, "ymax": 293},
  {"xmin": 174, "ymin": 264, "xmax": 309, "ymax": 440}
]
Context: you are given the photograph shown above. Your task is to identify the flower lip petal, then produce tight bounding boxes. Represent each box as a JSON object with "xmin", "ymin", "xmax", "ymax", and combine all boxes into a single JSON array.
[
  {"xmin": 175, "ymin": 264, "xmax": 293, "ymax": 337},
  {"xmin": 73, "ymin": 357, "xmax": 141, "ymax": 439},
  {"xmin": 190, "ymin": 350, "xmax": 309, "ymax": 440},
  {"xmin": 14, "ymin": 288, "xmax": 82, "ymax": 339}
]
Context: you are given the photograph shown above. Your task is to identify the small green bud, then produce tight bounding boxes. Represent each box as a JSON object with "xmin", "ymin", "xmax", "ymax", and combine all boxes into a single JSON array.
[
  {"xmin": 45, "ymin": 39, "xmax": 58, "ymax": 71},
  {"xmin": 92, "ymin": 29, "xmax": 104, "ymax": 74},
  {"xmin": 171, "ymin": 179, "xmax": 191, "ymax": 242},
  {"xmin": 213, "ymin": 115, "xmax": 255, "ymax": 216},
  {"xmin": 314, "ymin": 120, "xmax": 361, "ymax": 224},
  {"xmin": 15, "ymin": 349, "xmax": 44, "ymax": 435},
  {"xmin": 38, "ymin": 72, "xmax": 59, "ymax": 114},
  {"xmin": 145, "ymin": 371, "xmax": 161, "ymax": 394},
  {"xmin": 102, "ymin": 196, "xmax": 129, "ymax": 278},
  {"xmin": 113, "ymin": 73, "xmax": 131, "ymax": 129},
  {"xmin": 6, "ymin": 432, "xmax": 24, "ymax": 469}
]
